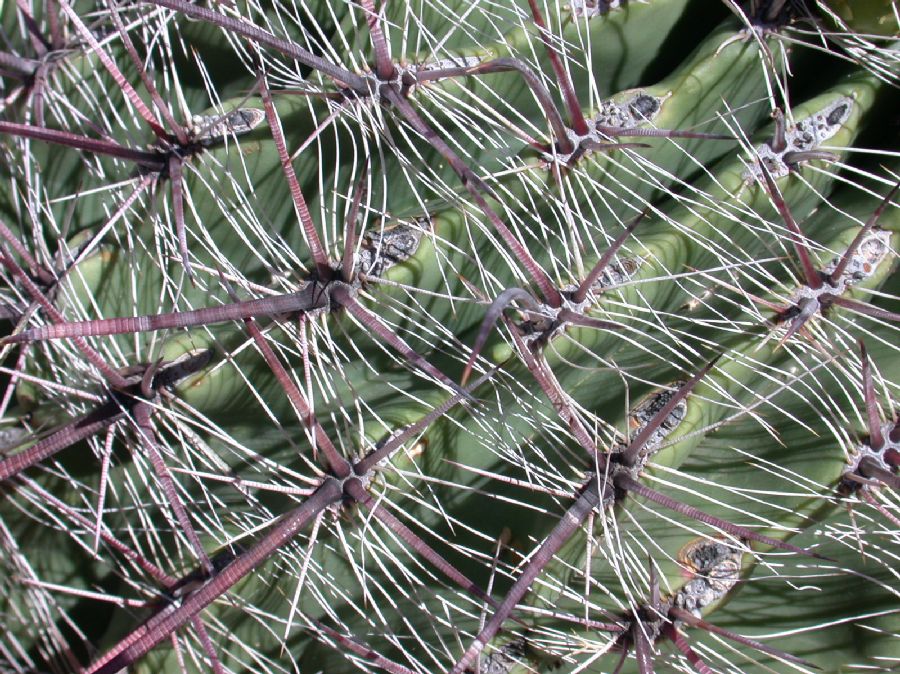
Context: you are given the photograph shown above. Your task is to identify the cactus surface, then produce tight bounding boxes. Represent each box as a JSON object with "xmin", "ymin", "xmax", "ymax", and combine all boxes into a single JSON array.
[{"xmin": 0, "ymin": 1, "xmax": 898, "ymax": 673}]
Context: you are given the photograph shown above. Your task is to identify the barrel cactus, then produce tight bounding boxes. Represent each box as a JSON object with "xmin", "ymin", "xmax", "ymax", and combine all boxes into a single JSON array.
[{"xmin": 0, "ymin": 0, "xmax": 897, "ymax": 672}]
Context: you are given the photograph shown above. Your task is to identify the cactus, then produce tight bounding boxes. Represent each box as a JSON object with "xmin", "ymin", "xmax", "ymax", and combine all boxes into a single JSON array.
[{"xmin": 0, "ymin": 1, "xmax": 898, "ymax": 673}]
